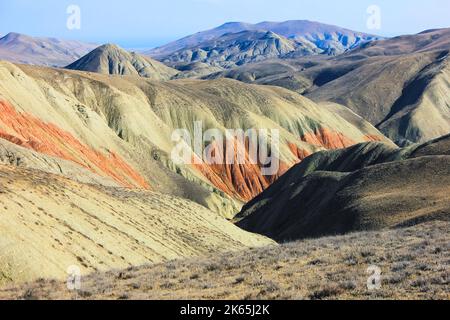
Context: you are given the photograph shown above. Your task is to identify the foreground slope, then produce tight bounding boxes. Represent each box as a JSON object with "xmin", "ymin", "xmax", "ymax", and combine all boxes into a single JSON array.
[
  {"xmin": 66, "ymin": 44, "xmax": 179, "ymax": 80},
  {"xmin": 236, "ymin": 135, "xmax": 450, "ymax": 242},
  {"xmin": 147, "ymin": 20, "xmax": 380, "ymax": 60},
  {"xmin": 1, "ymin": 221, "xmax": 447, "ymax": 300},
  {"xmin": 0, "ymin": 32, "xmax": 97, "ymax": 67},
  {"xmin": 0, "ymin": 61, "xmax": 388, "ymax": 216},
  {"xmin": 0, "ymin": 164, "xmax": 272, "ymax": 286}
]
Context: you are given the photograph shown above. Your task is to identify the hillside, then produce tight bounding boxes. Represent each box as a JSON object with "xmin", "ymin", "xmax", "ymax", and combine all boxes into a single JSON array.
[
  {"xmin": 0, "ymin": 61, "xmax": 389, "ymax": 217},
  {"xmin": 147, "ymin": 20, "xmax": 381, "ymax": 60},
  {"xmin": 66, "ymin": 44, "xmax": 179, "ymax": 80},
  {"xmin": 236, "ymin": 135, "xmax": 450, "ymax": 242},
  {"xmin": 160, "ymin": 30, "xmax": 305, "ymax": 70},
  {"xmin": 1, "ymin": 221, "xmax": 447, "ymax": 300},
  {"xmin": 0, "ymin": 32, "xmax": 97, "ymax": 67},
  {"xmin": 208, "ymin": 28, "xmax": 450, "ymax": 145},
  {"xmin": 0, "ymin": 164, "xmax": 272, "ymax": 286}
]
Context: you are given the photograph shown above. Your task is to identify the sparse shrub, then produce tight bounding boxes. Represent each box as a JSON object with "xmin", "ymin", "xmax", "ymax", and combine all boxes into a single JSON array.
[
  {"xmin": 159, "ymin": 281, "xmax": 175, "ymax": 289},
  {"xmin": 204, "ymin": 263, "xmax": 220, "ymax": 272},
  {"xmin": 78, "ymin": 290, "xmax": 92, "ymax": 298},
  {"xmin": 416, "ymin": 263, "xmax": 432, "ymax": 271},
  {"xmin": 234, "ymin": 276, "xmax": 245, "ymax": 285},
  {"xmin": 308, "ymin": 259, "xmax": 323, "ymax": 266},
  {"xmin": 116, "ymin": 272, "xmax": 132, "ymax": 280},
  {"xmin": 309, "ymin": 284, "xmax": 343, "ymax": 300},
  {"xmin": 385, "ymin": 272, "xmax": 408, "ymax": 285},
  {"xmin": 411, "ymin": 278, "xmax": 428, "ymax": 288},
  {"xmin": 263, "ymin": 280, "xmax": 280, "ymax": 293},
  {"xmin": 21, "ymin": 288, "xmax": 37, "ymax": 300},
  {"xmin": 340, "ymin": 280, "xmax": 357, "ymax": 290},
  {"xmin": 129, "ymin": 282, "xmax": 141, "ymax": 289}
]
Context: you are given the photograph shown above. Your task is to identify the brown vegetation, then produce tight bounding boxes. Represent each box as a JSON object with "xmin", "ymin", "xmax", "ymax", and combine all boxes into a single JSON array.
[{"xmin": 1, "ymin": 221, "xmax": 448, "ymax": 300}]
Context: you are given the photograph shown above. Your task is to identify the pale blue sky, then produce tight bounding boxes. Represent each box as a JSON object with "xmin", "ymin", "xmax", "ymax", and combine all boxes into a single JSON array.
[{"xmin": 1, "ymin": 0, "xmax": 449, "ymax": 49}]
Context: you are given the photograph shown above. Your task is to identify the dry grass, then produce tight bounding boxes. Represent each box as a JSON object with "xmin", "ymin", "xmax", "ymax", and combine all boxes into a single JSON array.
[{"xmin": 1, "ymin": 221, "xmax": 448, "ymax": 300}]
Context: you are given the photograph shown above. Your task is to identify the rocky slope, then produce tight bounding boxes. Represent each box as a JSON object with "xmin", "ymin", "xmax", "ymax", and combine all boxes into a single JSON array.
[
  {"xmin": 236, "ymin": 134, "xmax": 450, "ymax": 242},
  {"xmin": 209, "ymin": 28, "xmax": 450, "ymax": 145},
  {"xmin": 0, "ymin": 61, "xmax": 389, "ymax": 217},
  {"xmin": 66, "ymin": 44, "xmax": 179, "ymax": 80},
  {"xmin": 0, "ymin": 32, "xmax": 97, "ymax": 67},
  {"xmin": 0, "ymin": 164, "xmax": 272, "ymax": 286}
]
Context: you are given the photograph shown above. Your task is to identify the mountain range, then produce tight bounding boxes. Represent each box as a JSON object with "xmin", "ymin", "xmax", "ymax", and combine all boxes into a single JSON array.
[
  {"xmin": 237, "ymin": 134, "xmax": 450, "ymax": 241},
  {"xmin": 0, "ymin": 60, "xmax": 388, "ymax": 217}
]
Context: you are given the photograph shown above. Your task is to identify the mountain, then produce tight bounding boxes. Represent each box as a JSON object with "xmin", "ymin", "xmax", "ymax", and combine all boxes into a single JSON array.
[
  {"xmin": 208, "ymin": 28, "xmax": 450, "ymax": 145},
  {"xmin": 236, "ymin": 134, "xmax": 450, "ymax": 242},
  {"xmin": 0, "ymin": 163, "xmax": 272, "ymax": 286},
  {"xmin": 0, "ymin": 61, "xmax": 389, "ymax": 218},
  {"xmin": 159, "ymin": 30, "xmax": 309, "ymax": 70},
  {"xmin": 66, "ymin": 44, "xmax": 179, "ymax": 80},
  {"xmin": 0, "ymin": 32, "xmax": 97, "ymax": 67},
  {"xmin": 147, "ymin": 20, "xmax": 381, "ymax": 61}
]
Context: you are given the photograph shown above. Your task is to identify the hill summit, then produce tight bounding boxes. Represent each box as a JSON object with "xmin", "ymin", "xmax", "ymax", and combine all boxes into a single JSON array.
[{"xmin": 66, "ymin": 44, "xmax": 178, "ymax": 80}]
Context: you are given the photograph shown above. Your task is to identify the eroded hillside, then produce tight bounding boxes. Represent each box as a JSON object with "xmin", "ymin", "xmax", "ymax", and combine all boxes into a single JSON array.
[{"xmin": 209, "ymin": 28, "xmax": 450, "ymax": 145}]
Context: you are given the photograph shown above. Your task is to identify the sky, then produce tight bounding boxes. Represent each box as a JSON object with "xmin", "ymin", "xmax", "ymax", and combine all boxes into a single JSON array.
[{"xmin": 0, "ymin": 0, "xmax": 449, "ymax": 49}]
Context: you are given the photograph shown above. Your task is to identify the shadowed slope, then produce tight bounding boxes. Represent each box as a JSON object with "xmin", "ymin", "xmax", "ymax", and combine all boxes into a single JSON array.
[
  {"xmin": 208, "ymin": 28, "xmax": 450, "ymax": 145},
  {"xmin": 237, "ymin": 135, "xmax": 450, "ymax": 242}
]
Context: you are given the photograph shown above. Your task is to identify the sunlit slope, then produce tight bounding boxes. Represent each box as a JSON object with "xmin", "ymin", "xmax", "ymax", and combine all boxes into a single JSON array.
[
  {"xmin": 66, "ymin": 44, "xmax": 179, "ymax": 80},
  {"xmin": 0, "ymin": 164, "xmax": 272, "ymax": 286}
]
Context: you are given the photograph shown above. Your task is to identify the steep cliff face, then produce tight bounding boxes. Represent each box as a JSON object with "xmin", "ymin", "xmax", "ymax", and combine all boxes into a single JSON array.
[{"xmin": 0, "ymin": 61, "xmax": 391, "ymax": 214}]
